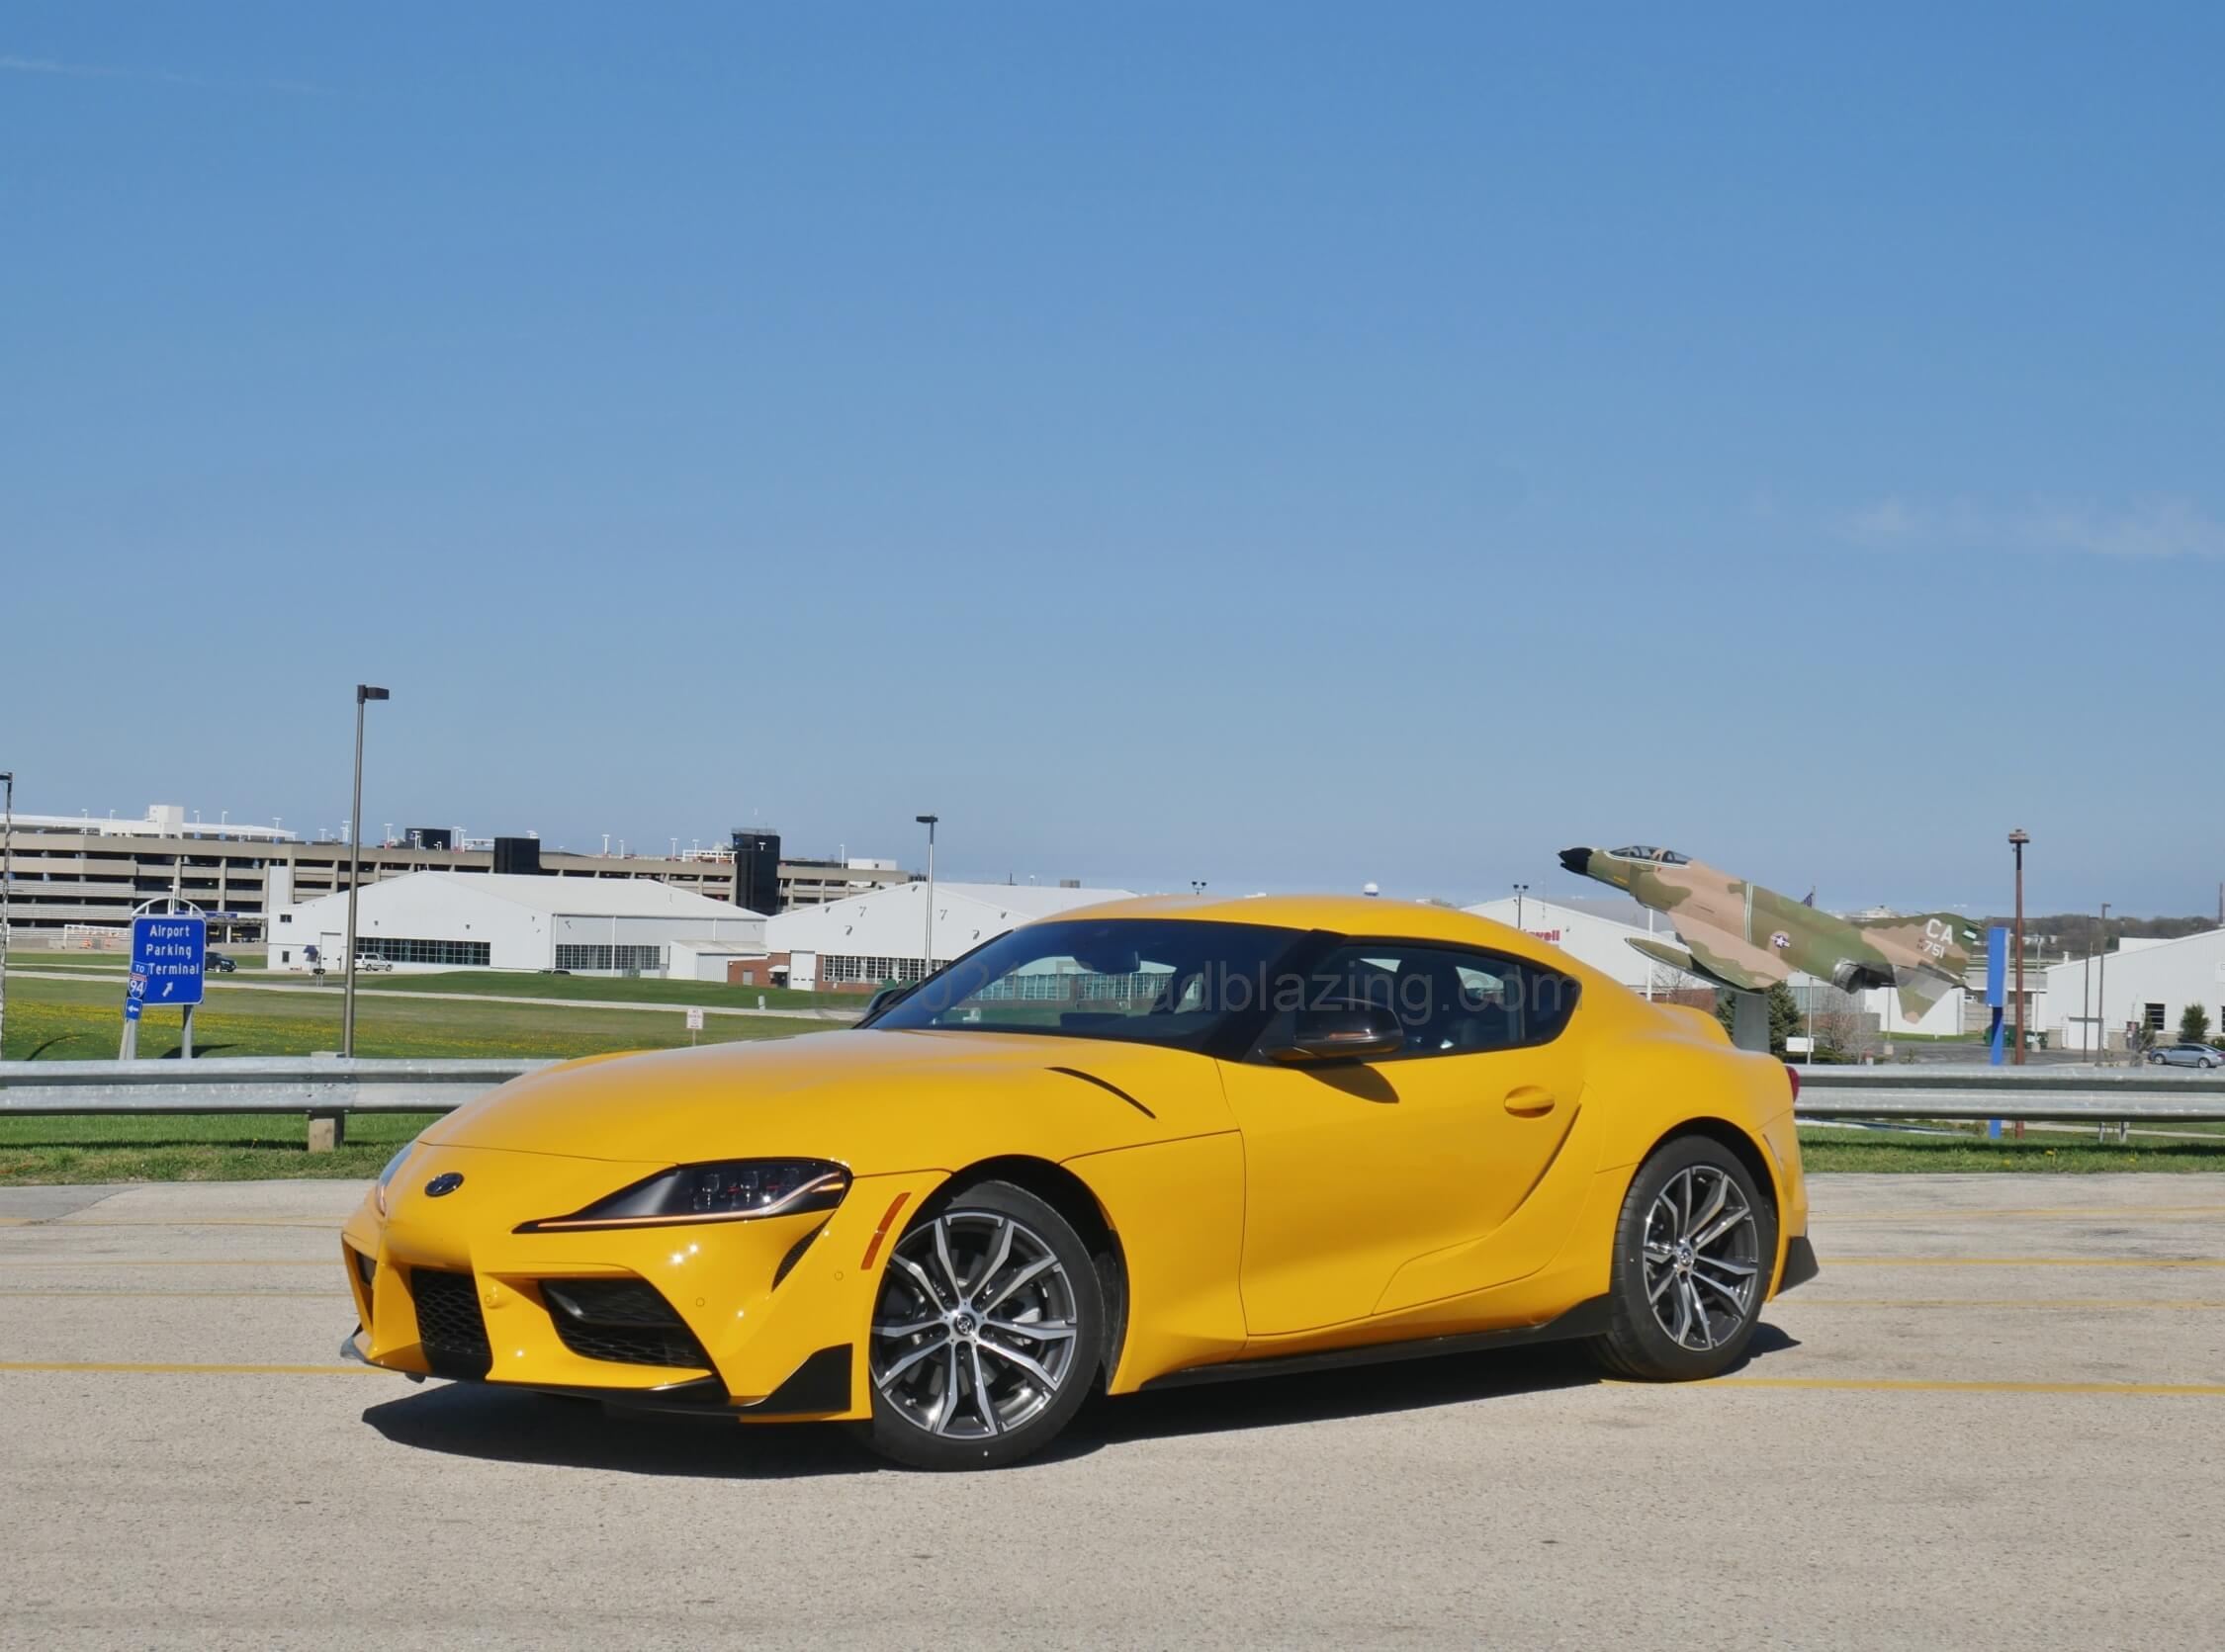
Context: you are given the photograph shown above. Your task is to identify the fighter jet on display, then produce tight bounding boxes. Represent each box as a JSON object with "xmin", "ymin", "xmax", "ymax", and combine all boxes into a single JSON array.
[{"xmin": 1558, "ymin": 844, "xmax": 1980, "ymax": 1024}]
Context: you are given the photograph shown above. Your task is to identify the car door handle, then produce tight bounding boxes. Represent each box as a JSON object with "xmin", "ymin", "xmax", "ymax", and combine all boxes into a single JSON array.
[{"xmin": 1502, "ymin": 1086, "xmax": 1557, "ymax": 1117}]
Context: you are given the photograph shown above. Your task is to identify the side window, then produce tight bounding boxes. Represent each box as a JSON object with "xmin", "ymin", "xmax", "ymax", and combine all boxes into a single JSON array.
[{"xmin": 1257, "ymin": 943, "xmax": 1580, "ymax": 1061}]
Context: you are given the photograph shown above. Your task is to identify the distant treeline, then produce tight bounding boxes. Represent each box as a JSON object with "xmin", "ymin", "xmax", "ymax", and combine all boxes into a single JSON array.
[{"xmin": 1978, "ymin": 913, "xmax": 2221, "ymax": 955}]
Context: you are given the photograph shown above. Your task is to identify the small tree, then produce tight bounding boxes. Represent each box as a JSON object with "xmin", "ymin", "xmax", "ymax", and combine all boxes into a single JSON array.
[{"xmin": 2180, "ymin": 1003, "xmax": 2211, "ymax": 1045}]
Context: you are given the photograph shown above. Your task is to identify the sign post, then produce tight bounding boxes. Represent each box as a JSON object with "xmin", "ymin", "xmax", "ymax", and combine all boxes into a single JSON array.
[
  {"xmin": 685, "ymin": 1005, "xmax": 704, "ymax": 1047},
  {"xmin": 122, "ymin": 905, "xmax": 206, "ymax": 1061}
]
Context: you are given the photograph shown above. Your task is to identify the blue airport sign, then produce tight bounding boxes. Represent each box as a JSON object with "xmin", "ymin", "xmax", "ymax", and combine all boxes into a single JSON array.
[
  {"xmin": 131, "ymin": 914, "xmax": 207, "ymax": 1008},
  {"xmin": 124, "ymin": 970, "xmax": 147, "ymax": 1023}
]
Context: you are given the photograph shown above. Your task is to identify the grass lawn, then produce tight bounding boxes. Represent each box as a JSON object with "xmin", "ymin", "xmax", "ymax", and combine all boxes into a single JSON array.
[
  {"xmin": 0, "ymin": 973, "xmax": 833, "ymax": 1062},
  {"xmin": 348, "ymin": 970, "xmax": 855, "ymax": 1011},
  {"xmin": 1799, "ymin": 1127, "xmax": 2225, "ymax": 1173},
  {"xmin": 0, "ymin": 1110, "xmax": 438, "ymax": 1183},
  {"xmin": 7, "ymin": 954, "xmax": 855, "ymax": 1007}
]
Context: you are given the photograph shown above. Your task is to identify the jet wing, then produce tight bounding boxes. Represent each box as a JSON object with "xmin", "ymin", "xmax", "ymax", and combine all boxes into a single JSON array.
[{"xmin": 1627, "ymin": 931, "xmax": 1786, "ymax": 994}]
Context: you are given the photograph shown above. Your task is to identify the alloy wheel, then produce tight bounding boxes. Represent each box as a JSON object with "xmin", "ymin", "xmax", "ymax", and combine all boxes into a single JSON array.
[
  {"xmin": 1641, "ymin": 1164, "xmax": 1761, "ymax": 1352},
  {"xmin": 868, "ymin": 1211, "xmax": 1080, "ymax": 1439}
]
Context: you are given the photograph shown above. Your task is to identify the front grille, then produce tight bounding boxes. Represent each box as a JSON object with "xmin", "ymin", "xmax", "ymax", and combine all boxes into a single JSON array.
[
  {"xmin": 408, "ymin": 1268, "xmax": 492, "ymax": 1379},
  {"xmin": 542, "ymin": 1278, "xmax": 711, "ymax": 1370}
]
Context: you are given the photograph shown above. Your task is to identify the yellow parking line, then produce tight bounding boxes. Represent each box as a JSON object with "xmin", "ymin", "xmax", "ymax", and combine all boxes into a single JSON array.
[
  {"xmin": 1828, "ymin": 1204, "xmax": 2225, "ymax": 1222},
  {"xmin": 1791, "ymin": 1298, "xmax": 2225, "ymax": 1310},
  {"xmin": 1694, "ymin": 1377, "xmax": 2225, "ymax": 1396},
  {"xmin": 0, "ymin": 1359, "xmax": 382, "ymax": 1377},
  {"xmin": 0, "ymin": 1288, "xmax": 345, "ymax": 1299},
  {"xmin": 0, "ymin": 1219, "xmax": 36, "ymax": 1228},
  {"xmin": 0, "ymin": 1260, "xmax": 334, "ymax": 1268},
  {"xmin": 46, "ymin": 1219, "xmax": 343, "ymax": 1230},
  {"xmin": 1829, "ymin": 1258, "xmax": 2225, "ymax": 1267}
]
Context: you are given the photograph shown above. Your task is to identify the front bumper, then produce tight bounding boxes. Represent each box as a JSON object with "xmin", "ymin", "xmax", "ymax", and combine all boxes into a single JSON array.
[{"xmin": 341, "ymin": 1142, "xmax": 946, "ymax": 1422}]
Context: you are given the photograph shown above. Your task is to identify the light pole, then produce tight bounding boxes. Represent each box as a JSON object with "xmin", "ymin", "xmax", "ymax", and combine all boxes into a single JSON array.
[
  {"xmin": 1513, "ymin": 882, "xmax": 1530, "ymax": 930},
  {"xmin": 915, "ymin": 814, "xmax": 938, "ymax": 981},
  {"xmin": 1190, "ymin": 880, "xmax": 1206, "ymax": 897},
  {"xmin": 2008, "ymin": 829, "xmax": 2029, "ymax": 1066},
  {"xmin": 1, "ymin": 769, "xmax": 13, "ymax": 1061},
  {"xmin": 341, "ymin": 685, "xmax": 391, "ymax": 1058}
]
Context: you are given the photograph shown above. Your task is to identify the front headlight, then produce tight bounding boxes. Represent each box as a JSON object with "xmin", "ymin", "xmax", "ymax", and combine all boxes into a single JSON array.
[
  {"xmin": 514, "ymin": 1159, "xmax": 850, "ymax": 1234},
  {"xmin": 373, "ymin": 1138, "xmax": 419, "ymax": 1218}
]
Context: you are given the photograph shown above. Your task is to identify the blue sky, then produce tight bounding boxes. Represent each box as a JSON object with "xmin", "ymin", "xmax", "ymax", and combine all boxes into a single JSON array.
[{"xmin": 4, "ymin": 4, "xmax": 2221, "ymax": 913}]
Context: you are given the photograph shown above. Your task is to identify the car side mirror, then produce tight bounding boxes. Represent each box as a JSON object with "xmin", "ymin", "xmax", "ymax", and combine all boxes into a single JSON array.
[
  {"xmin": 1265, "ymin": 1002, "xmax": 1405, "ymax": 1064},
  {"xmin": 862, "ymin": 986, "xmax": 903, "ymax": 1021}
]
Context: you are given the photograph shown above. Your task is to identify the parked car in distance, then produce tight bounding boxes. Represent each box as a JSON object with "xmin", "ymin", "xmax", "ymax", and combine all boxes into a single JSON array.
[
  {"xmin": 353, "ymin": 955, "xmax": 396, "ymax": 973},
  {"xmin": 2148, "ymin": 1044, "xmax": 2221, "ymax": 1069},
  {"xmin": 204, "ymin": 953, "xmax": 237, "ymax": 974}
]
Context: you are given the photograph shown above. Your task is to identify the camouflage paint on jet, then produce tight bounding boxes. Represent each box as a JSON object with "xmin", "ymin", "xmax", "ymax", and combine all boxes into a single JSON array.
[{"xmin": 1558, "ymin": 845, "xmax": 1979, "ymax": 1024}]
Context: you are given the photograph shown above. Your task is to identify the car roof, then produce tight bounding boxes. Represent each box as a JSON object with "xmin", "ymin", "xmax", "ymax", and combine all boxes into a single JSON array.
[{"xmin": 1022, "ymin": 892, "xmax": 1570, "ymax": 959}]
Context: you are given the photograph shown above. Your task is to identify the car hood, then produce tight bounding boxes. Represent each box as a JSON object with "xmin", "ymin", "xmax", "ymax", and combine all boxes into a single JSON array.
[{"xmin": 423, "ymin": 1028, "xmax": 1230, "ymax": 1174}]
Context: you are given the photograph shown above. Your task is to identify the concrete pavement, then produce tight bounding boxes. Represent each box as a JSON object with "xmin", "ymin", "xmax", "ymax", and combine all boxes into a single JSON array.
[{"xmin": 1, "ymin": 1173, "xmax": 2220, "ymax": 1649}]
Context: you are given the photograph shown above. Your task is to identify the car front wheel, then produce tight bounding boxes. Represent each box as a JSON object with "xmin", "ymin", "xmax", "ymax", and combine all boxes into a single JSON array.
[
  {"xmin": 1591, "ymin": 1136, "xmax": 1776, "ymax": 1381},
  {"xmin": 860, "ymin": 1179, "xmax": 1103, "ymax": 1470}
]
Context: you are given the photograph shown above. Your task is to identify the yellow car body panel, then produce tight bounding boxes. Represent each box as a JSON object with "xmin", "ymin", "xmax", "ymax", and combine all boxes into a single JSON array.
[{"xmin": 341, "ymin": 894, "xmax": 1811, "ymax": 1424}]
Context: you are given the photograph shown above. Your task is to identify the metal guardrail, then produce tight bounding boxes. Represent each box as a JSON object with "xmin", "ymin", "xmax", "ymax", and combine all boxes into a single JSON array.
[
  {"xmin": 0, "ymin": 1056, "xmax": 556, "ymax": 1148},
  {"xmin": 1795, "ymin": 1064, "xmax": 2225, "ymax": 1123},
  {"xmin": 4, "ymin": 1057, "xmax": 2223, "ymax": 1154}
]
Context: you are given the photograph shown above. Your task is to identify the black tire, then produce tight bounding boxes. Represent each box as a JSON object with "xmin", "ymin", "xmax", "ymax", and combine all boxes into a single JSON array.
[
  {"xmin": 858, "ymin": 1179, "xmax": 1104, "ymax": 1470},
  {"xmin": 1590, "ymin": 1135, "xmax": 1776, "ymax": 1381}
]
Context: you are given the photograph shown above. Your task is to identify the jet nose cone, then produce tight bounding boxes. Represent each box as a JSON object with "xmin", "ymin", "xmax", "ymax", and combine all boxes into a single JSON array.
[{"xmin": 1558, "ymin": 846, "xmax": 1592, "ymax": 877}]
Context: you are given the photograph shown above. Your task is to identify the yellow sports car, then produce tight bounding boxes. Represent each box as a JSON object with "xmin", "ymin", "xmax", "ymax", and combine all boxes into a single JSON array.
[{"xmin": 342, "ymin": 895, "xmax": 1815, "ymax": 1469}]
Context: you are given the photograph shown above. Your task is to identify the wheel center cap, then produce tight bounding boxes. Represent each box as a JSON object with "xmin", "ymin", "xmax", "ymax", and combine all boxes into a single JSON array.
[
  {"xmin": 1674, "ymin": 1241, "xmax": 1695, "ymax": 1272},
  {"xmin": 952, "ymin": 1311, "xmax": 978, "ymax": 1339}
]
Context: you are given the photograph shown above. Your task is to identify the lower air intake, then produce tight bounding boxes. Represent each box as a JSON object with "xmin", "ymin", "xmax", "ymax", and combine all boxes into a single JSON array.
[
  {"xmin": 542, "ymin": 1278, "xmax": 712, "ymax": 1370},
  {"xmin": 408, "ymin": 1268, "xmax": 492, "ymax": 1379}
]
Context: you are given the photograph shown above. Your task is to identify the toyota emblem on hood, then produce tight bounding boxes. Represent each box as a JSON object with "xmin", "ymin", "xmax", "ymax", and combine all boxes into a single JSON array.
[{"xmin": 424, "ymin": 1173, "xmax": 465, "ymax": 1197}]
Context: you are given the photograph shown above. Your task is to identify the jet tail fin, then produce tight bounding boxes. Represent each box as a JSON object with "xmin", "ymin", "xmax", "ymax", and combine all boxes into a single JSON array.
[
  {"xmin": 1894, "ymin": 972, "xmax": 1961, "ymax": 1025},
  {"xmin": 1850, "ymin": 912, "xmax": 1982, "ymax": 980}
]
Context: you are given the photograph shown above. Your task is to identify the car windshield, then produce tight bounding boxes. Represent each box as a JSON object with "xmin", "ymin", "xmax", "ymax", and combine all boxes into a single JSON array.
[{"xmin": 868, "ymin": 918, "xmax": 1304, "ymax": 1052}]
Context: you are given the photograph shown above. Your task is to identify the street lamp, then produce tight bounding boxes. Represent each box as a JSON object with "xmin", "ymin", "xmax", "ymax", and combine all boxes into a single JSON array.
[
  {"xmin": 342, "ymin": 685, "xmax": 391, "ymax": 1059},
  {"xmin": 1513, "ymin": 882, "xmax": 1530, "ymax": 929},
  {"xmin": 2008, "ymin": 829, "xmax": 2030, "ymax": 1067},
  {"xmin": 915, "ymin": 815, "xmax": 938, "ymax": 981},
  {"xmin": 1190, "ymin": 880, "xmax": 1207, "ymax": 897}
]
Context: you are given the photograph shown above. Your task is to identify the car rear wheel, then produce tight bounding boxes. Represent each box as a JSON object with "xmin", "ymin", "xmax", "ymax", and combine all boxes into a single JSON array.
[
  {"xmin": 1591, "ymin": 1136, "xmax": 1776, "ymax": 1381},
  {"xmin": 860, "ymin": 1180, "xmax": 1103, "ymax": 1470}
]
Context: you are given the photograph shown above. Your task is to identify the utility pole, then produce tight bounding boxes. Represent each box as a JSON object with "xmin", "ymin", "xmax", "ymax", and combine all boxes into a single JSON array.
[
  {"xmin": 915, "ymin": 814, "xmax": 938, "ymax": 981},
  {"xmin": 1513, "ymin": 882, "xmax": 1529, "ymax": 930},
  {"xmin": 2008, "ymin": 829, "xmax": 2030, "ymax": 1066},
  {"xmin": 341, "ymin": 685, "xmax": 391, "ymax": 1058}
]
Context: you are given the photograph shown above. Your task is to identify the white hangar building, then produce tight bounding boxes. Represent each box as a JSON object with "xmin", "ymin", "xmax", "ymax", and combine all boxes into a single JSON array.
[
  {"xmin": 267, "ymin": 871, "xmax": 767, "ymax": 977},
  {"xmin": 768, "ymin": 880, "xmax": 1136, "ymax": 991},
  {"xmin": 1463, "ymin": 894, "xmax": 1709, "ymax": 997},
  {"xmin": 2044, "ymin": 927, "xmax": 2225, "ymax": 1053}
]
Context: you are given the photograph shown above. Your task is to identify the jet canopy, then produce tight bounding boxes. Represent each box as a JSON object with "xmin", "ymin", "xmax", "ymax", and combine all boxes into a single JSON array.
[{"xmin": 1610, "ymin": 845, "xmax": 1690, "ymax": 864}]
